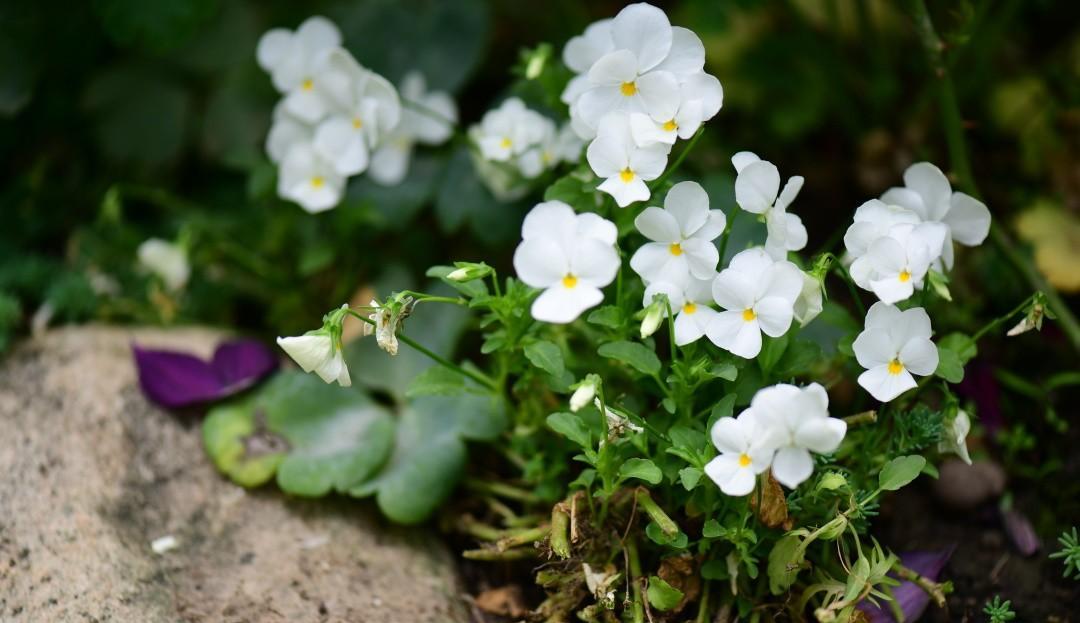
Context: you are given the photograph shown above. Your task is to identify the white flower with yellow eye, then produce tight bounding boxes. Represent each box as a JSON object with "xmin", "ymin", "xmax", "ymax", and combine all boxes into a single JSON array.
[
  {"xmin": 628, "ymin": 73, "xmax": 723, "ymax": 147},
  {"xmin": 749, "ymin": 383, "xmax": 846, "ymax": 489},
  {"xmin": 266, "ymin": 102, "xmax": 314, "ymax": 164},
  {"xmin": 472, "ymin": 97, "xmax": 548, "ymax": 163},
  {"xmin": 881, "ymin": 162, "xmax": 992, "ymax": 269},
  {"xmin": 630, "ymin": 181, "xmax": 725, "ymax": 283},
  {"xmin": 512, "ymin": 201, "xmax": 620, "ymax": 323},
  {"xmin": 842, "ymin": 199, "xmax": 922, "ymax": 260},
  {"xmin": 706, "ymin": 248, "xmax": 802, "ymax": 359},
  {"xmin": 849, "ymin": 221, "xmax": 948, "ymax": 304},
  {"xmin": 586, "ymin": 113, "xmax": 669, "ymax": 207},
  {"xmin": 732, "ymin": 151, "xmax": 807, "ymax": 260},
  {"xmin": 277, "ymin": 142, "xmax": 345, "ymax": 213},
  {"xmin": 642, "ymin": 273, "xmax": 717, "ymax": 346},
  {"xmin": 705, "ymin": 409, "xmax": 777, "ymax": 496},
  {"xmin": 852, "ymin": 302, "xmax": 939, "ymax": 402},
  {"xmin": 311, "ymin": 50, "xmax": 401, "ymax": 177},
  {"xmin": 256, "ymin": 16, "xmax": 345, "ymax": 123}
]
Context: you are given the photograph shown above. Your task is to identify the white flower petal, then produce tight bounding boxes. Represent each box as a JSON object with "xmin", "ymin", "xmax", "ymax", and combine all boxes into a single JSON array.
[
  {"xmin": 369, "ymin": 141, "xmax": 411, "ymax": 186},
  {"xmin": 531, "ymin": 283, "xmax": 604, "ymax": 324},
  {"xmin": 771, "ymin": 447, "xmax": 814, "ymax": 488},
  {"xmin": 635, "ymin": 206, "xmax": 682, "ymax": 243},
  {"xmin": 707, "ymin": 311, "xmax": 761, "ymax": 358},
  {"xmin": 611, "ymin": 2, "xmax": 673, "ymax": 72},
  {"xmin": 598, "ymin": 173, "xmax": 651, "ymax": 207},
  {"xmin": 664, "ymin": 180, "xmax": 710, "ymax": 237},
  {"xmin": 256, "ymin": 29, "xmax": 294, "ymax": 73},
  {"xmin": 753, "ymin": 296, "xmax": 794, "ymax": 338},
  {"xmin": 629, "ymin": 242, "xmax": 685, "ymax": 283},
  {"xmin": 734, "ymin": 160, "xmax": 780, "ymax": 214},
  {"xmin": 858, "ymin": 364, "xmax": 917, "ymax": 402},
  {"xmin": 903, "ymin": 162, "xmax": 952, "ymax": 221},
  {"xmin": 852, "ymin": 328, "xmax": 894, "ymax": 369},
  {"xmin": 576, "ymin": 213, "xmax": 619, "ymax": 245},
  {"xmin": 653, "ymin": 26, "xmax": 705, "ymax": 76},
  {"xmin": 314, "ymin": 117, "xmax": 370, "ymax": 176},
  {"xmin": 730, "ymin": 150, "xmax": 760, "ymax": 174},
  {"xmin": 794, "ymin": 418, "xmax": 846, "ymax": 454},
  {"xmin": 944, "ymin": 192, "xmax": 991, "ymax": 246},
  {"xmin": 572, "ymin": 239, "xmax": 620, "ymax": 287},
  {"xmin": 636, "ymin": 70, "xmax": 681, "ymax": 122},
  {"xmin": 563, "ymin": 19, "xmax": 614, "ymax": 73},
  {"xmin": 711, "ymin": 269, "xmax": 757, "ymax": 311},
  {"xmin": 899, "ymin": 337, "xmax": 939, "ymax": 376},
  {"xmin": 587, "ymin": 49, "xmax": 639, "ymax": 85},
  {"xmin": 513, "ymin": 237, "xmax": 568, "ymax": 288},
  {"xmin": 522, "ymin": 200, "xmax": 578, "ymax": 242},
  {"xmin": 680, "ymin": 238, "xmax": 719, "ymax": 279}
]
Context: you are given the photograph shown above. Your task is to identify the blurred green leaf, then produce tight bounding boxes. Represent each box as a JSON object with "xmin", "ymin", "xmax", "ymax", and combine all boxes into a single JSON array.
[{"xmin": 94, "ymin": 0, "xmax": 220, "ymax": 53}]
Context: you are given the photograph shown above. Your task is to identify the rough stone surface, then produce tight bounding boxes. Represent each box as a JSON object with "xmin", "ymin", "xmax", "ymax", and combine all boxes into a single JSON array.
[{"xmin": 0, "ymin": 326, "xmax": 471, "ymax": 623}]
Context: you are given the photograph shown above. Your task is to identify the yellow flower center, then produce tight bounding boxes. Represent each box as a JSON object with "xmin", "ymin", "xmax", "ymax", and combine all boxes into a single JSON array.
[
  {"xmin": 662, "ymin": 119, "xmax": 678, "ymax": 132},
  {"xmin": 619, "ymin": 168, "xmax": 635, "ymax": 183},
  {"xmin": 310, "ymin": 176, "xmax": 325, "ymax": 188},
  {"xmin": 620, "ymin": 81, "xmax": 637, "ymax": 96},
  {"xmin": 302, "ymin": 78, "xmax": 314, "ymax": 91},
  {"xmin": 500, "ymin": 137, "xmax": 512, "ymax": 148},
  {"xmin": 888, "ymin": 358, "xmax": 904, "ymax": 375},
  {"xmin": 682, "ymin": 302, "xmax": 697, "ymax": 315},
  {"xmin": 742, "ymin": 308, "xmax": 756, "ymax": 322},
  {"xmin": 898, "ymin": 270, "xmax": 911, "ymax": 282},
  {"xmin": 352, "ymin": 117, "xmax": 363, "ymax": 130},
  {"xmin": 562, "ymin": 274, "xmax": 579, "ymax": 289},
  {"xmin": 669, "ymin": 242, "xmax": 683, "ymax": 256},
  {"xmin": 738, "ymin": 453, "xmax": 751, "ymax": 467}
]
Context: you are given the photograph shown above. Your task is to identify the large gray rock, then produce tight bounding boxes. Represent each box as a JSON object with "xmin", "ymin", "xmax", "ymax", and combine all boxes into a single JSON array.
[{"xmin": 0, "ymin": 326, "xmax": 470, "ymax": 623}]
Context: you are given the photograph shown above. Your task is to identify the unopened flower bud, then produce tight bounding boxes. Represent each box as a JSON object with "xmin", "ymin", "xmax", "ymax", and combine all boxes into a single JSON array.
[
  {"xmin": 817, "ymin": 472, "xmax": 847, "ymax": 492},
  {"xmin": 640, "ymin": 299, "xmax": 665, "ymax": 339},
  {"xmin": 570, "ymin": 375, "xmax": 600, "ymax": 412},
  {"xmin": 446, "ymin": 262, "xmax": 492, "ymax": 283}
]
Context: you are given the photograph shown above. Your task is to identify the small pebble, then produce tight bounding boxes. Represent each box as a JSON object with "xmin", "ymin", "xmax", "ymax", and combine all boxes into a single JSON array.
[
  {"xmin": 932, "ymin": 459, "xmax": 1006, "ymax": 510},
  {"xmin": 150, "ymin": 535, "xmax": 179, "ymax": 555}
]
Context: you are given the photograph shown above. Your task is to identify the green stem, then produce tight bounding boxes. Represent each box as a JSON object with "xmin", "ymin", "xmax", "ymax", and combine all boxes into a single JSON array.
[
  {"xmin": 397, "ymin": 291, "xmax": 467, "ymax": 306},
  {"xmin": 345, "ymin": 309, "xmax": 496, "ymax": 390},
  {"xmin": 635, "ymin": 488, "xmax": 679, "ymax": 538},
  {"xmin": 972, "ymin": 293, "xmax": 1036, "ymax": 342},
  {"xmin": 695, "ymin": 580, "xmax": 711, "ymax": 623},
  {"xmin": 893, "ymin": 560, "xmax": 949, "ymax": 607},
  {"xmin": 831, "ymin": 261, "xmax": 866, "ymax": 318},
  {"xmin": 626, "ymin": 539, "xmax": 646, "ymax": 623},
  {"xmin": 462, "ymin": 547, "xmax": 537, "ymax": 561},
  {"xmin": 496, "ymin": 524, "xmax": 550, "ymax": 551},
  {"xmin": 910, "ymin": 0, "xmax": 1080, "ymax": 353},
  {"xmin": 717, "ymin": 209, "xmax": 739, "ymax": 264},
  {"xmin": 550, "ymin": 505, "xmax": 571, "ymax": 559},
  {"xmin": 649, "ymin": 126, "xmax": 705, "ymax": 190},
  {"xmin": 465, "ymin": 478, "xmax": 542, "ymax": 504}
]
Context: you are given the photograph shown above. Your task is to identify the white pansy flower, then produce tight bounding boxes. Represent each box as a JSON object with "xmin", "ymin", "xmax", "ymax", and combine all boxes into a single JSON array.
[
  {"xmin": 750, "ymin": 383, "xmax": 847, "ymax": 489},
  {"xmin": 137, "ymin": 238, "xmax": 189, "ymax": 291},
  {"xmin": 518, "ymin": 116, "xmax": 561, "ymax": 179},
  {"xmin": 472, "ymin": 97, "xmax": 548, "ymax": 163},
  {"xmin": 312, "ymin": 50, "xmax": 401, "ymax": 177},
  {"xmin": 842, "ymin": 199, "xmax": 922, "ymax": 260},
  {"xmin": 706, "ymin": 248, "xmax": 803, "ymax": 359},
  {"xmin": 628, "ymin": 73, "xmax": 723, "ymax": 146},
  {"xmin": 573, "ymin": 4, "xmax": 706, "ymax": 136},
  {"xmin": 256, "ymin": 16, "xmax": 344, "ymax": 122},
  {"xmin": 705, "ymin": 409, "xmax": 778, "ymax": 496},
  {"xmin": 849, "ymin": 222, "xmax": 948, "ymax": 304},
  {"xmin": 266, "ymin": 102, "xmax": 314, "ymax": 164},
  {"xmin": 852, "ymin": 302, "xmax": 939, "ymax": 402},
  {"xmin": 278, "ymin": 142, "xmax": 345, "ymax": 213},
  {"xmin": 586, "ymin": 113, "xmax": 669, "ymax": 207},
  {"xmin": 369, "ymin": 71, "xmax": 456, "ymax": 186},
  {"xmin": 881, "ymin": 162, "xmax": 992, "ymax": 269},
  {"xmin": 629, "ymin": 181, "xmax": 725, "ymax": 282},
  {"xmin": 732, "ymin": 151, "xmax": 807, "ymax": 260},
  {"xmin": 513, "ymin": 201, "xmax": 620, "ymax": 323},
  {"xmin": 277, "ymin": 328, "xmax": 351, "ymax": 387},
  {"xmin": 643, "ymin": 273, "xmax": 718, "ymax": 346}
]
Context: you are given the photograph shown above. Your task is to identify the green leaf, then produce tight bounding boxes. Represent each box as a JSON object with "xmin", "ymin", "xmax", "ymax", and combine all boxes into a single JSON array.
[
  {"xmin": 758, "ymin": 333, "xmax": 789, "ymax": 375},
  {"xmin": 646, "ymin": 576, "xmax": 684, "ymax": 612},
  {"xmin": 767, "ymin": 533, "xmax": 807, "ymax": 594},
  {"xmin": 544, "ymin": 171, "xmax": 600, "ymax": 212},
  {"xmin": 202, "ymin": 372, "xmax": 396, "ymax": 497},
  {"xmin": 546, "ymin": 411, "xmax": 592, "ymax": 449},
  {"xmin": 774, "ymin": 339, "xmax": 824, "ymax": 378},
  {"xmin": 619, "ymin": 458, "xmax": 662, "ymax": 485},
  {"xmin": 645, "ymin": 522, "xmax": 688, "ymax": 548},
  {"xmin": 707, "ymin": 394, "xmax": 738, "ymax": 432},
  {"xmin": 700, "ymin": 559, "xmax": 728, "ymax": 580},
  {"xmin": 350, "ymin": 394, "xmax": 505, "ymax": 524},
  {"xmin": 878, "ymin": 455, "xmax": 927, "ymax": 491},
  {"xmin": 709, "ymin": 361, "xmax": 738, "ymax": 381},
  {"xmin": 934, "ymin": 343, "xmax": 965, "ymax": 383},
  {"xmin": 406, "ymin": 366, "xmax": 468, "ymax": 397},
  {"xmin": 939, "ymin": 332, "xmax": 977, "ymax": 365},
  {"xmin": 524, "ymin": 340, "xmax": 566, "ymax": 377},
  {"xmin": 434, "ymin": 147, "xmax": 520, "ymax": 245},
  {"xmin": 679, "ymin": 467, "xmax": 703, "ymax": 490},
  {"xmin": 587, "ymin": 305, "xmax": 625, "ymax": 329},
  {"xmin": 94, "ymin": 0, "xmax": 219, "ymax": 52},
  {"xmin": 701, "ymin": 519, "xmax": 722, "ymax": 538},
  {"xmin": 598, "ymin": 340, "xmax": 661, "ymax": 376}
]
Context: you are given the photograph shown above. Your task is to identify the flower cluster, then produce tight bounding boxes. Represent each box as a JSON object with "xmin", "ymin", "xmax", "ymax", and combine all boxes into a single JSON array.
[
  {"xmin": 706, "ymin": 383, "xmax": 847, "ymax": 495},
  {"xmin": 469, "ymin": 98, "xmax": 581, "ymax": 200},
  {"xmin": 845, "ymin": 162, "xmax": 991, "ymax": 303},
  {"xmin": 563, "ymin": 3, "xmax": 723, "ymax": 206},
  {"xmin": 258, "ymin": 17, "xmax": 455, "ymax": 212}
]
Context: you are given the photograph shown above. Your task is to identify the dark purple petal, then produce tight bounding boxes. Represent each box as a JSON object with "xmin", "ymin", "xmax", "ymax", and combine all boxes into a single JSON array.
[
  {"xmin": 133, "ymin": 340, "xmax": 278, "ymax": 409},
  {"xmin": 857, "ymin": 548, "xmax": 954, "ymax": 623},
  {"xmin": 1002, "ymin": 508, "xmax": 1040, "ymax": 556},
  {"xmin": 211, "ymin": 339, "xmax": 278, "ymax": 394},
  {"xmin": 133, "ymin": 345, "xmax": 224, "ymax": 408}
]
